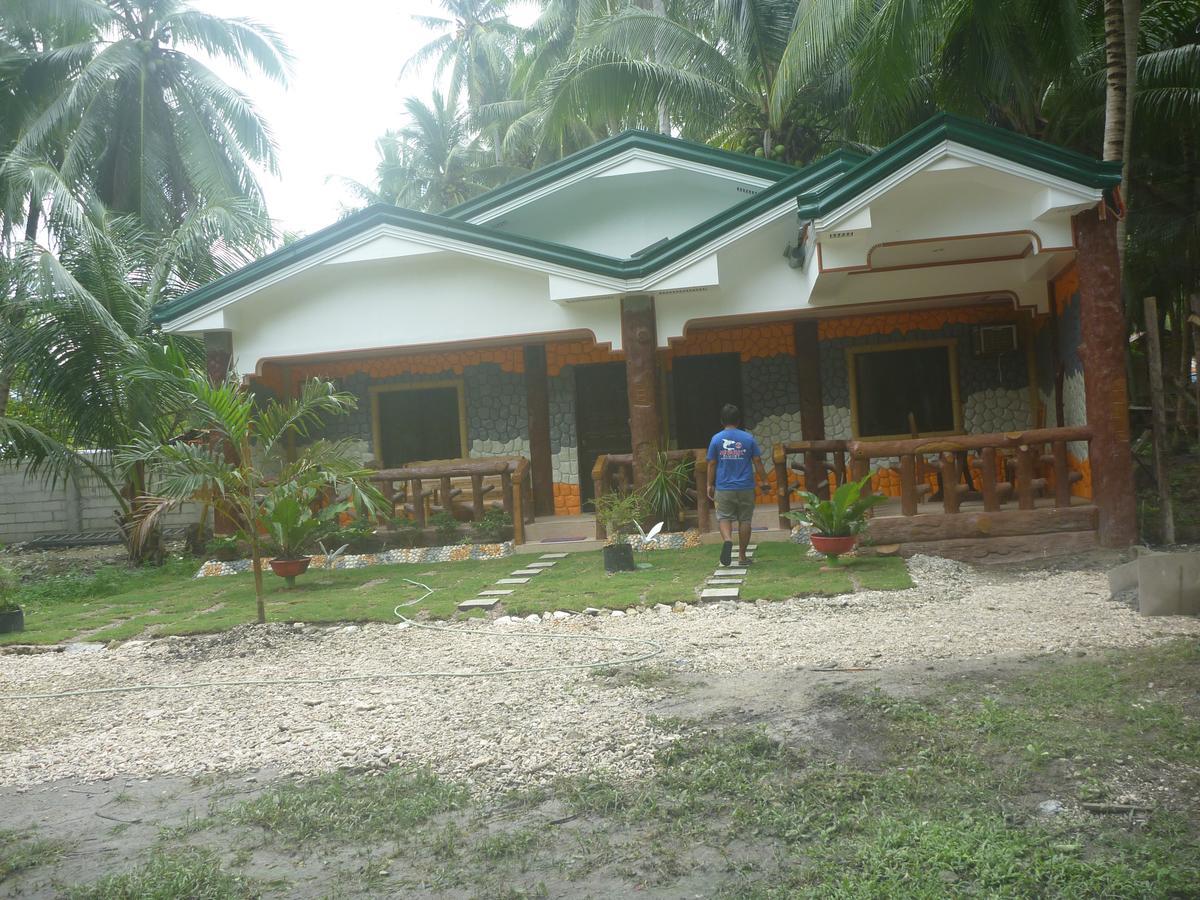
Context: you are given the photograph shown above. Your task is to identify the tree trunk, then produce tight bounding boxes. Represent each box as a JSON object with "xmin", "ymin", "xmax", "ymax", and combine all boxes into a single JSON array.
[
  {"xmin": 1144, "ymin": 296, "xmax": 1175, "ymax": 544},
  {"xmin": 250, "ymin": 537, "xmax": 266, "ymax": 624},
  {"xmin": 652, "ymin": 0, "xmax": 670, "ymax": 134},
  {"xmin": 1192, "ymin": 293, "xmax": 1200, "ymax": 442},
  {"xmin": 1103, "ymin": 0, "xmax": 1127, "ymax": 165},
  {"xmin": 1114, "ymin": 0, "xmax": 1141, "ymax": 271},
  {"xmin": 0, "ymin": 368, "xmax": 10, "ymax": 419}
]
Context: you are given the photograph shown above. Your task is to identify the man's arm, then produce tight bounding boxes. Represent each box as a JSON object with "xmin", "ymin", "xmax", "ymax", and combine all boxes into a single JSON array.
[
  {"xmin": 707, "ymin": 454, "xmax": 717, "ymax": 500},
  {"xmin": 754, "ymin": 456, "xmax": 769, "ymax": 493}
]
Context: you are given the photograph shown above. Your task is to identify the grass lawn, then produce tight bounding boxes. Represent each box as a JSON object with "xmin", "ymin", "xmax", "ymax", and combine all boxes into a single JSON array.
[
  {"xmin": 2, "ymin": 542, "xmax": 910, "ymax": 646},
  {"xmin": 18, "ymin": 640, "xmax": 1199, "ymax": 898}
]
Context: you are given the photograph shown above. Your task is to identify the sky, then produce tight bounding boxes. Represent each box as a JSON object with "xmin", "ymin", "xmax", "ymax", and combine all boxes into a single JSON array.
[{"xmin": 192, "ymin": 1, "xmax": 538, "ymax": 238}]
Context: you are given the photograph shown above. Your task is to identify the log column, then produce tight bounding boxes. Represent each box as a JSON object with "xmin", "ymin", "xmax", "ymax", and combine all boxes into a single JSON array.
[
  {"xmin": 523, "ymin": 344, "xmax": 556, "ymax": 516},
  {"xmin": 793, "ymin": 320, "xmax": 825, "ymax": 441},
  {"xmin": 203, "ymin": 331, "xmax": 236, "ymax": 534},
  {"xmin": 204, "ymin": 331, "xmax": 233, "ymax": 384},
  {"xmin": 621, "ymin": 295, "xmax": 660, "ymax": 488},
  {"xmin": 1073, "ymin": 206, "xmax": 1136, "ymax": 547}
]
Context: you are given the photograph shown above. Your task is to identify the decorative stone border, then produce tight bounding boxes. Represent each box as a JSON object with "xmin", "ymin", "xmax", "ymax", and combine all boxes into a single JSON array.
[
  {"xmin": 610, "ymin": 528, "xmax": 703, "ymax": 551},
  {"xmin": 194, "ymin": 542, "xmax": 514, "ymax": 578}
]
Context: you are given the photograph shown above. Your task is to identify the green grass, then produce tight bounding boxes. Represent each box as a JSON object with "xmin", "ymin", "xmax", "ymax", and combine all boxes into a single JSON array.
[
  {"xmin": 3, "ymin": 542, "xmax": 910, "ymax": 645},
  {"xmin": 0, "ymin": 827, "xmax": 66, "ymax": 879},
  {"xmin": 65, "ymin": 848, "xmax": 259, "ymax": 900}
]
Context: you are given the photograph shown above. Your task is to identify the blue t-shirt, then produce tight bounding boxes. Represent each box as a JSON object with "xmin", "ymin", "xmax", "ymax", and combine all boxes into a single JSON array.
[{"xmin": 706, "ymin": 428, "xmax": 761, "ymax": 491}]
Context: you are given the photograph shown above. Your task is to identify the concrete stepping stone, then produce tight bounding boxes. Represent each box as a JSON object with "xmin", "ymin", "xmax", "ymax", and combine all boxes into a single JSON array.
[
  {"xmin": 511, "ymin": 569, "xmax": 542, "ymax": 576},
  {"xmin": 715, "ymin": 568, "xmax": 748, "ymax": 576},
  {"xmin": 707, "ymin": 578, "xmax": 743, "ymax": 585},
  {"xmin": 526, "ymin": 561, "xmax": 557, "ymax": 568},
  {"xmin": 701, "ymin": 587, "xmax": 740, "ymax": 599},
  {"xmin": 458, "ymin": 597, "xmax": 500, "ymax": 611},
  {"xmin": 746, "ymin": 544, "xmax": 758, "ymax": 550},
  {"xmin": 540, "ymin": 553, "xmax": 568, "ymax": 559},
  {"xmin": 478, "ymin": 589, "xmax": 514, "ymax": 596},
  {"xmin": 497, "ymin": 577, "xmax": 531, "ymax": 585}
]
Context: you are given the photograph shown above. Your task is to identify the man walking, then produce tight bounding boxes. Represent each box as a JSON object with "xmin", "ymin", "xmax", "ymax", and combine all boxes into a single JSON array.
[{"xmin": 706, "ymin": 403, "xmax": 768, "ymax": 567}]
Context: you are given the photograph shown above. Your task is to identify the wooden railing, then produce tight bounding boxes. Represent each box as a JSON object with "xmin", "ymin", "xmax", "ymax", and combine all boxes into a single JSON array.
[
  {"xmin": 591, "ymin": 449, "xmax": 711, "ymax": 540},
  {"xmin": 370, "ymin": 457, "xmax": 531, "ymax": 544},
  {"xmin": 775, "ymin": 427, "xmax": 1093, "ymax": 532}
]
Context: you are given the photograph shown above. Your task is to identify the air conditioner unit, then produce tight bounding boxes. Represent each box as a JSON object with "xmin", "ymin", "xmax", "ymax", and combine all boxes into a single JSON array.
[{"xmin": 973, "ymin": 324, "xmax": 1018, "ymax": 356}]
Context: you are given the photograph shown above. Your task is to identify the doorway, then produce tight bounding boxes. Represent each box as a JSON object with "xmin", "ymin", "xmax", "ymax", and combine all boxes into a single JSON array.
[
  {"xmin": 574, "ymin": 362, "xmax": 630, "ymax": 506},
  {"xmin": 373, "ymin": 384, "xmax": 465, "ymax": 467},
  {"xmin": 672, "ymin": 353, "xmax": 743, "ymax": 449}
]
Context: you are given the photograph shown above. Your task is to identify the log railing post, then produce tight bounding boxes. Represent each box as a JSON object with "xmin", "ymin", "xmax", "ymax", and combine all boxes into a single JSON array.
[
  {"xmin": 511, "ymin": 469, "xmax": 525, "ymax": 545},
  {"xmin": 1016, "ymin": 447, "xmax": 1036, "ymax": 510},
  {"xmin": 439, "ymin": 475, "xmax": 454, "ymax": 514},
  {"xmin": 592, "ymin": 454, "xmax": 609, "ymax": 540},
  {"xmin": 774, "ymin": 445, "xmax": 791, "ymax": 528},
  {"xmin": 694, "ymin": 452, "xmax": 712, "ymax": 533},
  {"xmin": 804, "ymin": 449, "xmax": 829, "ymax": 499},
  {"xmin": 411, "ymin": 478, "xmax": 426, "ymax": 528},
  {"xmin": 940, "ymin": 453, "xmax": 962, "ymax": 514},
  {"xmin": 899, "ymin": 454, "xmax": 918, "ymax": 516},
  {"xmin": 979, "ymin": 447, "xmax": 999, "ymax": 512},
  {"xmin": 1052, "ymin": 441, "xmax": 1071, "ymax": 508}
]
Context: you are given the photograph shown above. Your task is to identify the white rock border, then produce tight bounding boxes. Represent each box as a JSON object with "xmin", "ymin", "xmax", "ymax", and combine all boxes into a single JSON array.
[{"xmin": 194, "ymin": 541, "xmax": 514, "ymax": 578}]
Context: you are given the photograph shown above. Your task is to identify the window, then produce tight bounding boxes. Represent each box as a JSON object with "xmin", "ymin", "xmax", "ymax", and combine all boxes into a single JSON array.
[
  {"xmin": 848, "ymin": 341, "xmax": 962, "ymax": 439},
  {"xmin": 371, "ymin": 382, "xmax": 467, "ymax": 467}
]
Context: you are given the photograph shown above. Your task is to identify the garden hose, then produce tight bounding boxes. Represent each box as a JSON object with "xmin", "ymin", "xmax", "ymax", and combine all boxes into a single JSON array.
[{"xmin": 0, "ymin": 603, "xmax": 664, "ymax": 702}]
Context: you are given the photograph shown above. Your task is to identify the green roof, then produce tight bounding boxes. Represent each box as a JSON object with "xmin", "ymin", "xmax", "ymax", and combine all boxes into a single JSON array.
[{"xmin": 154, "ymin": 115, "xmax": 1120, "ymax": 326}]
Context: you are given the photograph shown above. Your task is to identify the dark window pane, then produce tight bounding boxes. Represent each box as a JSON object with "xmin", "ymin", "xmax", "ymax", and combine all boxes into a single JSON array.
[
  {"xmin": 854, "ymin": 345, "xmax": 955, "ymax": 437},
  {"xmin": 378, "ymin": 387, "xmax": 461, "ymax": 466}
]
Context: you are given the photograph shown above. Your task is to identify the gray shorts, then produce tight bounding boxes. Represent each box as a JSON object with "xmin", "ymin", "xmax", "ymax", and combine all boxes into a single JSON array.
[{"xmin": 715, "ymin": 489, "xmax": 756, "ymax": 522}]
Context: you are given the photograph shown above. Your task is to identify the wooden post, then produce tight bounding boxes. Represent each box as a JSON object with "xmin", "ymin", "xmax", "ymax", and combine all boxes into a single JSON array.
[
  {"xmin": 804, "ymin": 449, "xmax": 829, "ymax": 499},
  {"xmin": 940, "ymin": 453, "xmax": 961, "ymax": 514},
  {"xmin": 980, "ymin": 447, "xmax": 999, "ymax": 511},
  {"xmin": 899, "ymin": 454, "xmax": 918, "ymax": 516},
  {"xmin": 621, "ymin": 295, "xmax": 660, "ymax": 489},
  {"xmin": 773, "ymin": 445, "xmax": 791, "ymax": 528},
  {"xmin": 1052, "ymin": 441, "xmax": 1072, "ymax": 508},
  {"xmin": 693, "ymin": 451, "xmax": 711, "ymax": 532},
  {"xmin": 204, "ymin": 332, "xmax": 236, "ymax": 535},
  {"xmin": 523, "ymin": 344, "xmax": 556, "ymax": 517},
  {"xmin": 793, "ymin": 320, "xmax": 825, "ymax": 441},
  {"xmin": 1144, "ymin": 296, "xmax": 1175, "ymax": 544},
  {"xmin": 511, "ymin": 472, "xmax": 525, "ymax": 545},
  {"xmin": 1073, "ymin": 206, "xmax": 1137, "ymax": 546},
  {"xmin": 411, "ymin": 478, "xmax": 426, "ymax": 528}
]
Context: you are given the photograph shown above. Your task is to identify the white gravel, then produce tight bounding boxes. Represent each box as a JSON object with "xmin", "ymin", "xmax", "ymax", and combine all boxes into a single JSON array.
[{"xmin": 1, "ymin": 556, "xmax": 1197, "ymax": 792}]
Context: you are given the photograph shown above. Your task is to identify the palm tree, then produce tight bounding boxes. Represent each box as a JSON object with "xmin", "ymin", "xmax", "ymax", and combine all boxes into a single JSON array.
[
  {"xmin": 0, "ymin": 167, "xmax": 272, "ymax": 562},
  {"xmin": 124, "ymin": 375, "xmax": 390, "ymax": 623},
  {"xmin": 12, "ymin": 0, "xmax": 291, "ymax": 232},
  {"xmin": 406, "ymin": 0, "xmax": 521, "ymax": 159},
  {"xmin": 339, "ymin": 94, "xmax": 523, "ymax": 213}
]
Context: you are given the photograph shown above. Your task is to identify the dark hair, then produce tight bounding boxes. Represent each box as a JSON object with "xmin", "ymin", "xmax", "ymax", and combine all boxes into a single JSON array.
[{"xmin": 720, "ymin": 403, "xmax": 741, "ymax": 426}]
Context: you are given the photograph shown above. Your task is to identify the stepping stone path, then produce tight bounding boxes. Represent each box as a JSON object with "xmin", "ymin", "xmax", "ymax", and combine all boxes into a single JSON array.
[
  {"xmin": 700, "ymin": 545, "xmax": 756, "ymax": 601},
  {"xmin": 457, "ymin": 552, "xmax": 564, "ymax": 611}
]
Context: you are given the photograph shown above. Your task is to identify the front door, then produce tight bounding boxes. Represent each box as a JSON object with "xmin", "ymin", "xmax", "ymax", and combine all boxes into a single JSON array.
[
  {"xmin": 672, "ymin": 353, "xmax": 743, "ymax": 450},
  {"xmin": 575, "ymin": 362, "xmax": 630, "ymax": 507},
  {"xmin": 377, "ymin": 386, "xmax": 463, "ymax": 467}
]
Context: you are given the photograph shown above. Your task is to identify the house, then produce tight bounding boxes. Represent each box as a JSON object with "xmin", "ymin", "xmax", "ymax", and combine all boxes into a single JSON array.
[{"xmin": 155, "ymin": 114, "xmax": 1136, "ymax": 560}]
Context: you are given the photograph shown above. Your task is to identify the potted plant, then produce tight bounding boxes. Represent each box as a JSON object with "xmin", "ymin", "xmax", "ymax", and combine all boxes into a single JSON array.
[
  {"xmin": 263, "ymin": 484, "xmax": 346, "ymax": 588},
  {"xmin": 642, "ymin": 451, "xmax": 694, "ymax": 532},
  {"xmin": 594, "ymin": 490, "xmax": 645, "ymax": 573},
  {"xmin": 0, "ymin": 565, "xmax": 22, "ymax": 634},
  {"xmin": 783, "ymin": 472, "xmax": 886, "ymax": 562}
]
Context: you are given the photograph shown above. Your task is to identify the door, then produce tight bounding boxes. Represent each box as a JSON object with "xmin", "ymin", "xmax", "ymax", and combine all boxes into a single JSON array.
[
  {"xmin": 575, "ymin": 362, "xmax": 630, "ymax": 506},
  {"xmin": 376, "ymin": 386, "xmax": 463, "ymax": 467},
  {"xmin": 672, "ymin": 353, "xmax": 743, "ymax": 450}
]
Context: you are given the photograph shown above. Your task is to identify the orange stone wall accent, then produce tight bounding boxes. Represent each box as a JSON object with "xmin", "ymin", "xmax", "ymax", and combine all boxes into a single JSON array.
[
  {"xmin": 545, "ymin": 340, "xmax": 622, "ymax": 376},
  {"xmin": 552, "ymin": 482, "xmax": 582, "ymax": 515},
  {"xmin": 818, "ymin": 305, "xmax": 1022, "ymax": 340},
  {"xmin": 666, "ymin": 322, "xmax": 795, "ymax": 366}
]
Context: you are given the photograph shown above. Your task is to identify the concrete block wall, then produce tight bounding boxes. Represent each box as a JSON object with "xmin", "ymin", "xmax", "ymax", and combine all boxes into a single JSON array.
[{"xmin": 0, "ymin": 455, "xmax": 200, "ymax": 545}]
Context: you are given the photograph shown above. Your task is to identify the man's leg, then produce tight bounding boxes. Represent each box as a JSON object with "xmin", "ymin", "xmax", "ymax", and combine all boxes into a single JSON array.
[
  {"xmin": 718, "ymin": 518, "xmax": 733, "ymax": 566},
  {"xmin": 738, "ymin": 520, "xmax": 752, "ymax": 564}
]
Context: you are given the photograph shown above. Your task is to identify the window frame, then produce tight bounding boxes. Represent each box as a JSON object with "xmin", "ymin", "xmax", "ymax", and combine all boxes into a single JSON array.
[
  {"xmin": 369, "ymin": 379, "xmax": 469, "ymax": 466},
  {"xmin": 846, "ymin": 338, "xmax": 964, "ymax": 441}
]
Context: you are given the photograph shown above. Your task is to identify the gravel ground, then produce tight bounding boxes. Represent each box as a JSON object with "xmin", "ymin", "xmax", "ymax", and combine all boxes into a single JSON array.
[{"xmin": 1, "ymin": 556, "xmax": 1197, "ymax": 792}]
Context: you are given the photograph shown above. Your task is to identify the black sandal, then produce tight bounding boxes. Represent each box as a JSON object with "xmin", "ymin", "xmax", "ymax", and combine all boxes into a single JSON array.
[{"xmin": 719, "ymin": 541, "xmax": 733, "ymax": 567}]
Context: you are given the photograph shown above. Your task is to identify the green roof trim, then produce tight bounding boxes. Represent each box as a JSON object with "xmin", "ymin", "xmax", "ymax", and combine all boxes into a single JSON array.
[
  {"xmin": 154, "ymin": 115, "xmax": 1120, "ymax": 326},
  {"xmin": 443, "ymin": 129, "xmax": 802, "ymax": 221}
]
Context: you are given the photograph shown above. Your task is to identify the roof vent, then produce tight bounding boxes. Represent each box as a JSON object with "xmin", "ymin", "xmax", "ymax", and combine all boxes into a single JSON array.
[
  {"xmin": 826, "ymin": 230, "xmax": 856, "ymax": 240},
  {"xmin": 973, "ymin": 324, "xmax": 1018, "ymax": 356}
]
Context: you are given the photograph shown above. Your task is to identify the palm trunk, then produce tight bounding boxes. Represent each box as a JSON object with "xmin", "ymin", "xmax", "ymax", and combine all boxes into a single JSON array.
[
  {"xmin": 0, "ymin": 369, "xmax": 10, "ymax": 419},
  {"xmin": 1102, "ymin": 0, "xmax": 1127, "ymax": 165},
  {"xmin": 1191, "ymin": 292, "xmax": 1200, "ymax": 442},
  {"xmin": 653, "ymin": 0, "xmax": 669, "ymax": 134},
  {"xmin": 1143, "ymin": 296, "xmax": 1174, "ymax": 543},
  {"xmin": 250, "ymin": 538, "xmax": 266, "ymax": 624}
]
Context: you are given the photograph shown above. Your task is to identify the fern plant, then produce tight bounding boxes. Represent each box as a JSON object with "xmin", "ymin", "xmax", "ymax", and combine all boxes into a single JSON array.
[{"xmin": 783, "ymin": 472, "xmax": 886, "ymax": 537}]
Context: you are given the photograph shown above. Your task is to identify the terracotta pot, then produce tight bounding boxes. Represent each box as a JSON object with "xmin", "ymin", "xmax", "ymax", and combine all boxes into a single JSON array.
[
  {"xmin": 809, "ymin": 534, "xmax": 858, "ymax": 557},
  {"xmin": 269, "ymin": 556, "xmax": 311, "ymax": 588}
]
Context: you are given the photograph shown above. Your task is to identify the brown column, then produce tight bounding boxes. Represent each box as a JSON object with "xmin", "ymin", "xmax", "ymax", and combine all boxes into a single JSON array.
[
  {"xmin": 621, "ymin": 295, "xmax": 660, "ymax": 488},
  {"xmin": 523, "ymin": 344, "xmax": 555, "ymax": 516},
  {"xmin": 793, "ymin": 320, "xmax": 825, "ymax": 441},
  {"xmin": 1073, "ymin": 206, "xmax": 1136, "ymax": 547},
  {"xmin": 204, "ymin": 331, "xmax": 233, "ymax": 384}
]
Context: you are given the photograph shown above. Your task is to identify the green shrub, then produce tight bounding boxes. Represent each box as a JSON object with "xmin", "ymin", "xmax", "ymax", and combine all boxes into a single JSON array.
[
  {"xmin": 429, "ymin": 511, "xmax": 461, "ymax": 545},
  {"xmin": 470, "ymin": 509, "xmax": 512, "ymax": 543},
  {"xmin": 389, "ymin": 523, "xmax": 424, "ymax": 549},
  {"xmin": 204, "ymin": 535, "xmax": 241, "ymax": 561},
  {"xmin": 324, "ymin": 521, "xmax": 383, "ymax": 554},
  {"xmin": 0, "ymin": 566, "xmax": 20, "ymax": 612}
]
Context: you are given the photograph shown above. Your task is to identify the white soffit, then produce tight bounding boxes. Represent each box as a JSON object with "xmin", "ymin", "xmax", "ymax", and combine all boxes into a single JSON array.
[
  {"xmin": 322, "ymin": 232, "xmax": 443, "ymax": 265},
  {"xmin": 594, "ymin": 157, "xmax": 673, "ymax": 177}
]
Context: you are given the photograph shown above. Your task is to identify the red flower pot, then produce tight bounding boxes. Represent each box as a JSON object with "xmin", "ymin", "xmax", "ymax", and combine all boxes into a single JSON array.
[
  {"xmin": 269, "ymin": 556, "xmax": 311, "ymax": 588},
  {"xmin": 809, "ymin": 534, "xmax": 858, "ymax": 558}
]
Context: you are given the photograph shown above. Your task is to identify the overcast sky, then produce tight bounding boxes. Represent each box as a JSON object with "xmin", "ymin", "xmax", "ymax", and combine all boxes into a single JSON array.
[{"xmin": 193, "ymin": 1, "xmax": 538, "ymax": 237}]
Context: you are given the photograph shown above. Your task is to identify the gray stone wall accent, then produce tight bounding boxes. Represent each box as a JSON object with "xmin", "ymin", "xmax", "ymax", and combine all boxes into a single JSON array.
[
  {"xmin": 466, "ymin": 365, "xmax": 530, "ymax": 459},
  {"xmin": 742, "ymin": 355, "xmax": 802, "ymax": 460},
  {"xmin": 549, "ymin": 366, "xmax": 579, "ymax": 485},
  {"xmin": 818, "ymin": 321, "xmax": 1033, "ymax": 440}
]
